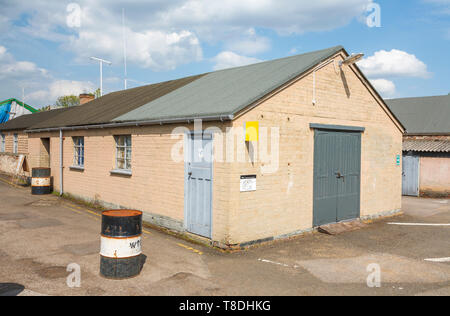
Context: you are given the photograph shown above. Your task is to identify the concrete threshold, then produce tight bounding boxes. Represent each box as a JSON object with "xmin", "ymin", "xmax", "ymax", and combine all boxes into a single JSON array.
[{"xmin": 318, "ymin": 219, "xmax": 368, "ymax": 235}]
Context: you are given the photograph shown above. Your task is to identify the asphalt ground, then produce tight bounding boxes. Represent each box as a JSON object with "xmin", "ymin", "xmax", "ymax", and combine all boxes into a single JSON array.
[{"xmin": 0, "ymin": 178, "xmax": 448, "ymax": 296}]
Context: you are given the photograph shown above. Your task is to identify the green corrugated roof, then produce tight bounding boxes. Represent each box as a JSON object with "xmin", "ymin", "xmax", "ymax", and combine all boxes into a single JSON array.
[
  {"xmin": 115, "ymin": 46, "xmax": 344, "ymax": 122},
  {"xmin": 386, "ymin": 95, "xmax": 450, "ymax": 135}
]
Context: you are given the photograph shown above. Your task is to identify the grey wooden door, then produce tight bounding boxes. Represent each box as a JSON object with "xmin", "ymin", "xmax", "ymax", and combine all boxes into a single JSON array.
[
  {"xmin": 313, "ymin": 130, "xmax": 361, "ymax": 226},
  {"xmin": 402, "ymin": 155, "xmax": 419, "ymax": 196},
  {"xmin": 186, "ymin": 133, "xmax": 213, "ymax": 238}
]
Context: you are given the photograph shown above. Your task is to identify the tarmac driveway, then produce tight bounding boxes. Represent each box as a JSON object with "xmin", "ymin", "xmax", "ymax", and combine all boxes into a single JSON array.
[{"xmin": 0, "ymin": 178, "xmax": 448, "ymax": 296}]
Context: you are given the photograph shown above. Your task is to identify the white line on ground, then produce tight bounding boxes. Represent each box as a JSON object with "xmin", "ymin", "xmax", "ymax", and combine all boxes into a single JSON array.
[
  {"xmin": 387, "ymin": 222, "xmax": 450, "ymax": 227},
  {"xmin": 424, "ymin": 257, "xmax": 450, "ymax": 263},
  {"xmin": 258, "ymin": 258, "xmax": 299, "ymax": 269}
]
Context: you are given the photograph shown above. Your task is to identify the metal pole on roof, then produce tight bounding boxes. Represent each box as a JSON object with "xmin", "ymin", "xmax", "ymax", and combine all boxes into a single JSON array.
[
  {"xmin": 90, "ymin": 57, "xmax": 112, "ymax": 96},
  {"xmin": 122, "ymin": 8, "xmax": 128, "ymax": 90}
]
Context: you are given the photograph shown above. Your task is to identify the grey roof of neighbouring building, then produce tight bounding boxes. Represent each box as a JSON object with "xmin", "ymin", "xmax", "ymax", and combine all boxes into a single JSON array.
[
  {"xmin": 403, "ymin": 139, "xmax": 450, "ymax": 152},
  {"xmin": 386, "ymin": 95, "xmax": 450, "ymax": 135},
  {"xmin": 114, "ymin": 46, "xmax": 344, "ymax": 123}
]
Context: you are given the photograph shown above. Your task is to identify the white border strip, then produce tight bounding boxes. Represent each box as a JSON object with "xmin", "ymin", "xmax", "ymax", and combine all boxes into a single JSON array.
[
  {"xmin": 387, "ymin": 222, "xmax": 450, "ymax": 227},
  {"xmin": 424, "ymin": 257, "xmax": 450, "ymax": 263}
]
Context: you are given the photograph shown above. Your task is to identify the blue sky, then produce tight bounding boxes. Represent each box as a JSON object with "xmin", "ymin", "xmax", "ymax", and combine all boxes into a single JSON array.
[{"xmin": 0, "ymin": 0, "xmax": 449, "ymax": 108}]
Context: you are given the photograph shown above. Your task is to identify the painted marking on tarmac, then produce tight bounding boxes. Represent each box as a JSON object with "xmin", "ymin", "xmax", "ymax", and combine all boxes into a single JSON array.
[
  {"xmin": 0, "ymin": 177, "xmax": 22, "ymax": 189},
  {"xmin": 65, "ymin": 203, "xmax": 151, "ymax": 236},
  {"xmin": 258, "ymin": 258, "xmax": 299, "ymax": 269},
  {"xmin": 67, "ymin": 203, "xmax": 101, "ymax": 217},
  {"xmin": 424, "ymin": 257, "xmax": 450, "ymax": 263},
  {"xmin": 63, "ymin": 205, "xmax": 100, "ymax": 221},
  {"xmin": 176, "ymin": 243, "xmax": 203, "ymax": 255},
  {"xmin": 387, "ymin": 222, "xmax": 450, "ymax": 227}
]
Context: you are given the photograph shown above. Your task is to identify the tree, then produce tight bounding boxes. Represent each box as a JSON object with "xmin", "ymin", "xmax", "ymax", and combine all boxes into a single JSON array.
[
  {"xmin": 55, "ymin": 95, "xmax": 80, "ymax": 108},
  {"xmin": 94, "ymin": 88, "xmax": 101, "ymax": 99},
  {"xmin": 39, "ymin": 105, "xmax": 52, "ymax": 112}
]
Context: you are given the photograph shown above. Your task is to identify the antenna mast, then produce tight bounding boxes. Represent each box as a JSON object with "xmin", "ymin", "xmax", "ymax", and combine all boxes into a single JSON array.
[{"xmin": 122, "ymin": 8, "xmax": 128, "ymax": 90}]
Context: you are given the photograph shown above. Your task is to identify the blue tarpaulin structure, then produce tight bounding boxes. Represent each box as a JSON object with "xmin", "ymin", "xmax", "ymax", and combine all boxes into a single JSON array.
[{"xmin": 0, "ymin": 98, "xmax": 37, "ymax": 123}]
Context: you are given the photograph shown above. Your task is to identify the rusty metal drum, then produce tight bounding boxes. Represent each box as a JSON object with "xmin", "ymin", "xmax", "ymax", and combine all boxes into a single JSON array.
[
  {"xmin": 100, "ymin": 210, "xmax": 143, "ymax": 279},
  {"xmin": 31, "ymin": 168, "xmax": 51, "ymax": 195}
]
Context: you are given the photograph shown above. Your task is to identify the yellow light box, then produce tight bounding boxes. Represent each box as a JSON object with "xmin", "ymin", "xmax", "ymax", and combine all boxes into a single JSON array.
[{"xmin": 245, "ymin": 121, "xmax": 259, "ymax": 142}]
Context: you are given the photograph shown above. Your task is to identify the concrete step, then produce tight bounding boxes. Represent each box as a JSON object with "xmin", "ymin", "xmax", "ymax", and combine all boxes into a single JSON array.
[{"xmin": 318, "ymin": 220, "xmax": 368, "ymax": 235}]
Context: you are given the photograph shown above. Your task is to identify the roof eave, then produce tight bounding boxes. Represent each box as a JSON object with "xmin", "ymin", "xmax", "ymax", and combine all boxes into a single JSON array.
[
  {"xmin": 404, "ymin": 132, "xmax": 450, "ymax": 136},
  {"xmin": 26, "ymin": 114, "xmax": 234, "ymax": 133}
]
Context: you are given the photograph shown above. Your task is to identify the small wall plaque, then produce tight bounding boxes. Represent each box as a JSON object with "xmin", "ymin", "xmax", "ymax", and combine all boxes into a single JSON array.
[{"xmin": 240, "ymin": 175, "xmax": 256, "ymax": 192}]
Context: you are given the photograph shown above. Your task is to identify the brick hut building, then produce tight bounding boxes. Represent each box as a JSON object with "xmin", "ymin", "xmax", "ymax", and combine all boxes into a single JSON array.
[
  {"xmin": 23, "ymin": 46, "xmax": 404, "ymax": 248},
  {"xmin": 387, "ymin": 95, "xmax": 450, "ymax": 197}
]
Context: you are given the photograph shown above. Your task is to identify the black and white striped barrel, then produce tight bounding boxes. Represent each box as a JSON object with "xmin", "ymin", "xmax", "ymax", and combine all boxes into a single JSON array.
[
  {"xmin": 31, "ymin": 168, "xmax": 51, "ymax": 195},
  {"xmin": 100, "ymin": 210, "xmax": 143, "ymax": 279}
]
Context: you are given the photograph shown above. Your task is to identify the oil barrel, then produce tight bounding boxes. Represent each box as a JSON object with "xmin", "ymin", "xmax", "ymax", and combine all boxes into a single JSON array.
[
  {"xmin": 31, "ymin": 168, "xmax": 51, "ymax": 195},
  {"xmin": 100, "ymin": 210, "xmax": 143, "ymax": 279}
]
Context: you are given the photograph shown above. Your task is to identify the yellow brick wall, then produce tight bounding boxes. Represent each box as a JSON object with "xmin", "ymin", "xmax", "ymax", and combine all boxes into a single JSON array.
[
  {"xmin": 1, "ymin": 131, "xmax": 28, "ymax": 155},
  {"xmin": 228, "ymin": 52, "xmax": 403, "ymax": 243},
  {"xmin": 27, "ymin": 124, "xmax": 232, "ymax": 242},
  {"xmin": 0, "ymin": 130, "xmax": 30, "ymax": 175}
]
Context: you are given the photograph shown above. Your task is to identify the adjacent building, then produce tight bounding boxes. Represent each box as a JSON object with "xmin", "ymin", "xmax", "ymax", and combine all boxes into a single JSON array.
[
  {"xmin": 0, "ymin": 108, "xmax": 69, "ymax": 176},
  {"xmin": 0, "ymin": 98, "xmax": 37, "ymax": 123},
  {"xmin": 387, "ymin": 95, "xmax": 450, "ymax": 197},
  {"xmin": 3, "ymin": 46, "xmax": 404, "ymax": 248}
]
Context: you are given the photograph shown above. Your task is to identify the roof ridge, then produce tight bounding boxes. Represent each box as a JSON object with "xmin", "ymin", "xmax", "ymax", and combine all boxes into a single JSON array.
[
  {"xmin": 387, "ymin": 94, "xmax": 450, "ymax": 101},
  {"xmin": 210, "ymin": 45, "xmax": 344, "ymax": 74},
  {"xmin": 110, "ymin": 45, "xmax": 344, "ymax": 95}
]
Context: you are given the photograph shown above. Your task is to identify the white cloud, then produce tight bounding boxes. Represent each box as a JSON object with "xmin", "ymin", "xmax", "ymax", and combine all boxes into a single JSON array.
[
  {"xmin": 0, "ymin": 0, "xmax": 379, "ymax": 104},
  {"xmin": 0, "ymin": 45, "xmax": 48, "ymax": 80},
  {"xmin": 27, "ymin": 80, "xmax": 96, "ymax": 105},
  {"xmin": 68, "ymin": 28, "xmax": 203, "ymax": 71},
  {"xmin": 370, "ymin": 79, "xmax": 396, "ymax": 97},
  {"xmin": 0, "ymin": 0, "xmax": 374, "ymax": 71},
  {"xmin": 358, "ymin": 49, "xmax": 430, "ymax": 79},
  {"xmin": 0, "ymin": 46, "xmax": 93, "ymax": 107},
  {"xmin": 288, "ymin": 48, "xmax": 299, "ymax": 55},
  {"xmin": 212, "ymin": 51, "xmax": 262, "ymax": 70},
  {"xmin": 225, "ymin": 35, "xmax": 271, "ymax": 55},
  {"xmin": 163, "ymin": 0, "xmax": 373, "ymax": 35}
]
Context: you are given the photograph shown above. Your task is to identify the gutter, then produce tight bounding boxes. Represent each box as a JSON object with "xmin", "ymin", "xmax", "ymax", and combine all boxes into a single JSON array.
[{"xmin": 25, "ymin": 115, "xmax": 234, "ymax": 133}]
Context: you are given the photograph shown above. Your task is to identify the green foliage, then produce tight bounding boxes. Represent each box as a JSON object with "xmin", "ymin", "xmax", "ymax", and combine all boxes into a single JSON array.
[
  {"xmin": 94, "ymin": 88, "xmax": 101, "ymax": 98},
  {"xmin": 55, "ymin": 95, "xmax": 80, "ymax": 108},
  {"xmin": 38, "ymin": 105, "xmax": 52, "ymax": 112}
]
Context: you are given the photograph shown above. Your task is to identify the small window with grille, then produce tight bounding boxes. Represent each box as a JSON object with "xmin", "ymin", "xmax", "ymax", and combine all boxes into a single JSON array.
[
  {"xmin": 115, "ymin": 135, "xmax": 131, "ymax": 171},
  {"xmin": 73, "ymin": 136, "xmax": 85, "ymax": 168}
]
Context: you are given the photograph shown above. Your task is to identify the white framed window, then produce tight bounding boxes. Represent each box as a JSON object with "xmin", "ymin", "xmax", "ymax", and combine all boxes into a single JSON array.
[
  {"xmin": 73, "ymin": 137, "xmax": 84, "ymax": 167},
  {"xmin": 13, "ymin": 133, "xmax": 18, "ymax": 154},
  {"xmin": 115, "ymin": 135, "xmax": 132, "ymax": 171},
  {"xmin": 1, "ymin": 134, "xmax": 5, "ymax": 152}
]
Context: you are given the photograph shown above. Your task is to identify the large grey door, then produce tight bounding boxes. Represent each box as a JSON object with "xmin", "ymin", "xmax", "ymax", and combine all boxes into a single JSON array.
[
  {"xmin": 313, "ymin": 130, "xmax": 361, "ymax": 226},
  {"xmin": 186, "ymin": 133, "xmax": 213, "ymax": 238},
  {"xmin": 402, "ymin": 155, "xmax": 419, "ymax": 196}
]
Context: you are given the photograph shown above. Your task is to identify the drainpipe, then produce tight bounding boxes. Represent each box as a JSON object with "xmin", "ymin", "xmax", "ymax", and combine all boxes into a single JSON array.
[{"xmin": 59, "ymin": 129, "xmax": 63, "ymax": 196}]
